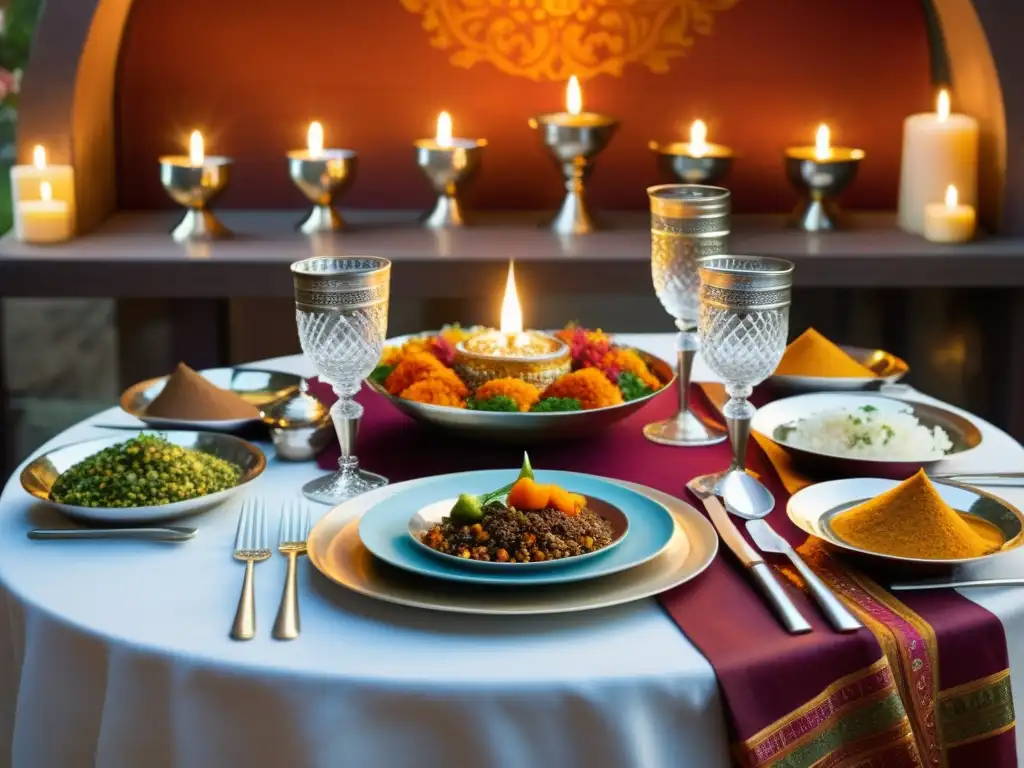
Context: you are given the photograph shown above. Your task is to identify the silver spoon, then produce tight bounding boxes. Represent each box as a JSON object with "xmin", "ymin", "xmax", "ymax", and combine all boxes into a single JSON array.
[{"xmin": 720, "ymin": 472, "xmax": 861, "ymax": 633}]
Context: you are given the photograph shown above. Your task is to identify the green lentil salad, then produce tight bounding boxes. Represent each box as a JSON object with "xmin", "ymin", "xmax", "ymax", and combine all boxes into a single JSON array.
[{"xmin": 50, "ymin": 434, "xmax": 242, "ymax": 508}]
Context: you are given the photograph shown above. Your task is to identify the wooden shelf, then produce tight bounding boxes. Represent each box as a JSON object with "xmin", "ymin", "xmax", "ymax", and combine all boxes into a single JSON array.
[{"xmin": 2, "ymin": 210, "xmax": 1023, "ymax": 298}]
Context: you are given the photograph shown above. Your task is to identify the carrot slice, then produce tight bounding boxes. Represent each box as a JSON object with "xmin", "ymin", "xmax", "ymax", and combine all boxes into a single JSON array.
[{"xmin": 507, "ymin": 478, "xmax": 551, "ymax": 511}]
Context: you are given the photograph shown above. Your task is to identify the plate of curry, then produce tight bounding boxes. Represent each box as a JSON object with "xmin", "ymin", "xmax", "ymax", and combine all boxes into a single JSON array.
[
  {"xmin": 788, "ymin": 471, "xmax": 1024, "ymax": 573},
  {"xmin": 770, "ymin": 328, "xmax": 908, "ymax": 393}
]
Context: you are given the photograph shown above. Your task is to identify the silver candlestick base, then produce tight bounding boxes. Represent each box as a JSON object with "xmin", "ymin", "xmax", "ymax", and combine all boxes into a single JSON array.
[
  {"xmin": 159, "ymin": 157, "xmax": 233, "ymax": 243},
  {"xmin": 784, "ymin": 148, "xmax": 864, "ymax": 232},
  {"xmin": 287, "ymin": 149, "xmax": 358, "ymax": 234},
  {"xmin": 529, "ymin": 113, "xmax": 618, "ymax": 235},
  {"xmin": 414, "ymin": 139, "xmax": 486, "ymax": 229}
]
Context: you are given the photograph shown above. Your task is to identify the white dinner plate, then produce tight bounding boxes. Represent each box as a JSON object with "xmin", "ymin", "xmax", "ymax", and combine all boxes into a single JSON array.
[
  {"xmin": 307, "ymin": 474, "xmax": 718, "ymax": 615},
  {"xmin": 752, "ymin": 393, "xmax": 982, "ymax": 480},
  {"xmin": 788, "ymin": 477, "xmax": 1024, "ymax": 572}
]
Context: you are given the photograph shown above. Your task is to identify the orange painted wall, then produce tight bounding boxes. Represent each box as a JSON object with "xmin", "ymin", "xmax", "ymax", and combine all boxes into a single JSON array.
[{"xmin": 115, "ymin": 0, "xmax": 933, "ymax": 213}]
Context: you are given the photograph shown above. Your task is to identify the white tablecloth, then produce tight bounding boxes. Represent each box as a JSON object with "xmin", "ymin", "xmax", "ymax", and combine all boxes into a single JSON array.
[{"xmin": 1, "ymin": 334, "xmax": 1023, "ymax": 768}]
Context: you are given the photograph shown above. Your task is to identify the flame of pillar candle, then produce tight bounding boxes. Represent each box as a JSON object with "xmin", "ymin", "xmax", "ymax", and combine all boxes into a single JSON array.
[
  {"xmin": 32, "ymin": 144, "xmax": 46, "ymax": 169},
  {"xmin": 937, "ymin": 89, "xmax": 950, "ymax": 123},
  {"xmin": 189, "ymin": 130, "xmax": 204, "ymax": 166},
  {"xmin": 689, "ymin": 119, "xmax": 709, "ymax": 157},
  {"xmin": 814, "ymin": 123, "xmax": 832, "ymax": 161},
  {"xmin": 566, "ymin": 75, "xmax": 582, "ymax": 116},
  {"xmin": 436, "ymin": 111, "xmax": 453, "ymax": 148},
  {"xmin": 40, "ymin": 181, "xmax": 52, "ymax": 202},
  {"xmin": 499, "ymin": 261, "xmax": 523, "ymax": 337},
  {"xmin": 308, "ymin": 121, "xmax": 324, "ymax": 158},
  {"xmin": 945, "ymin": 184, "xmax": 959, "ymax": 209}
]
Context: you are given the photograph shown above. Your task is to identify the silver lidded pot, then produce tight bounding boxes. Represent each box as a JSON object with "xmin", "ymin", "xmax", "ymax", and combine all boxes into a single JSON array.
[{"xmin": 262, "ymin": 380, "xmax": 332, "ymax": 461}]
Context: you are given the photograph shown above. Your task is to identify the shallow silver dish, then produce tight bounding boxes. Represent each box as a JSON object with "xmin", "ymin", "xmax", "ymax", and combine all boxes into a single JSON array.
[
  {"xmin": 788, "ymin": 477, "xmax": 1024, "ymax": 576},
  {"xmin": 408, "ymin": 495, "xmax": 629, "ymax": 570},
  {"xmin": 368, "ymin": 334, "xmax": 675, "ymax": 443},
  {"xmin": 21, "ymin": 431, "xmax": 266, "ymax": 524},
  {"xmin": 120, "ymin": 367, "xmax": 301, "ymax": 431},
  {"xmin": 769, "ymin": 346, "xmax": 909, "ymax": 393},
  {"xmin": 752, "ymin": 393, "xmax": 982, "ymax": 480}
]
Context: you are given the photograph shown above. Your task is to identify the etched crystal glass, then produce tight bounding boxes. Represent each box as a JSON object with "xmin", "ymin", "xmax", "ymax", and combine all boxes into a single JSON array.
[
  {"xmin": 644, "ymin": 184, "xmax": 731, "ymax": 447},
  {"xmin": 292, "ymin": 256, "xmax": 391, "ymax": 505},
  {"xmin": 698, "ymin": 255, "xmax": 793, "ymax": 474}
]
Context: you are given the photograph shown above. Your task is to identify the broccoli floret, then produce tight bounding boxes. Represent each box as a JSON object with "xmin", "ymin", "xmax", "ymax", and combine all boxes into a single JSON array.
[
  {"xmin": 467, "ymin": 395, "xmax": 519, "ymax": 412},
  {"xmin": 531, "ymin": 397, "xmax": 583, "ymax": 412},
  {"xmin": 617, "ymin": 371, "xmax": 653, "ymax": 401},
  {"xmin": 369, "ymin": 364, "xmax": 395, "ymax": 385}
]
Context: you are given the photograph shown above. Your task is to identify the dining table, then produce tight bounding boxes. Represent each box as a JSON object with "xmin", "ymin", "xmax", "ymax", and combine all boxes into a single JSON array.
[{"xmin": 0, "ymin": 333, "xmax": 1023, "ymax": 768}]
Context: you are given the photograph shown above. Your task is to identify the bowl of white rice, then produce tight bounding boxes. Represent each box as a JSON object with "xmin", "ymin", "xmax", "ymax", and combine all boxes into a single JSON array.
[{"xmin": 752, "ymin": 393, "xmax": 982, "ymax": 479}]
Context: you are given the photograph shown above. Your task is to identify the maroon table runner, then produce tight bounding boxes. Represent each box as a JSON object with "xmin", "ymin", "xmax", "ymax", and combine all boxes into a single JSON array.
[{"xmin": 310, "ymin": 380, "xmax": 1016, "ymax": 767}]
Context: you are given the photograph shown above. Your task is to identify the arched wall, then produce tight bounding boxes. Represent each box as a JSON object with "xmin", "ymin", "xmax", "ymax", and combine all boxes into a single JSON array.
[{"xmin": 15, "ymin": 0, "xmax": 1017, "ymax": 234}]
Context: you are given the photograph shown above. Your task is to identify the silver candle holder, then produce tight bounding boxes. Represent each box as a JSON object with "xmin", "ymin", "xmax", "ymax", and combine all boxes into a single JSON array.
[
  {"xmin": 784, "ymin": 145, "xmax": 864, "ymax": 232},
  {"xmin": 649, "ymin": 141, "xmax": 733, "ymax": 186},
  {"xmin": 159, "ymin": 156, "xmax": 232, "ymax": 243},
  {"xmin": 287, "ymin": 149, "xmax": 358, "ymax": 233},
  {"xmin": 529, "ymin": 112, "xmax": 618, "ymax": 235},
  {"xmin": 414, "ymin": 138, "xmax": 486, "ymax": 228}
]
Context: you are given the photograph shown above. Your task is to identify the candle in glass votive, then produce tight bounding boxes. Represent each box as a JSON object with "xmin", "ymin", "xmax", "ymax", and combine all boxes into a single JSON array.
[
  {"xmin": 15, "ymin": 181, "xmax": 72, "ymax": 243},
  {"xmin": 898, "ymin": 89, "xmax": 978, "ymax": 235},
  {"xmin": 923, "ymin": 184, "xmax": 976, "ymax": 243},
  {"xmin": 10, "ymin": 144, "xmax": 76, "ymax": 238}
]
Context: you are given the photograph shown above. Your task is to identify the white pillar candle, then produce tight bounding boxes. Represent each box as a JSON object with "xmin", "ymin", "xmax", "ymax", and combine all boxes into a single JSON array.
[
  {"xmin": 10, "ymin": 144, "xmax": 76, "ymax": 236},
  {"xmin": 898, "ymin": 89, "xmax": 978, "ymax": 235},
  {"xmin": 923, "ymin": 184, "xmax": 976, "ymax": 243},
  {"xmin": 15, "ymin": 181, "xmax": 72, "ymax": 243}
]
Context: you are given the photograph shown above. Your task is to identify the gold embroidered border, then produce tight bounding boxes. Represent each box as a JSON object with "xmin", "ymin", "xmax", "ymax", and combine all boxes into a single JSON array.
[{"xmin": 938, "ymin": 668, "xmax": 1015, "ymax": 748}]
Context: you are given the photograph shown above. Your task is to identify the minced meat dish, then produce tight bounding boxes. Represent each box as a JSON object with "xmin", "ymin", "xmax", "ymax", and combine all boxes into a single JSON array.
[{"xmin": 421, "ymin": 500, "xmax": 614, "ymax": 562}]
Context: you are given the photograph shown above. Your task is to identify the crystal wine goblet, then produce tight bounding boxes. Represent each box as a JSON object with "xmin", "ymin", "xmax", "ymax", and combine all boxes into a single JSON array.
[
  {"xmin": 697, "ymin": 255, "xmax": 794, "ymax": 484},
  {"xmin": 644, "ymin": 184, "xmax": 731, "ymax": 446},
  {"xmin": 291, "ymin": 256, "xmax": 391, "ymax": 505}
]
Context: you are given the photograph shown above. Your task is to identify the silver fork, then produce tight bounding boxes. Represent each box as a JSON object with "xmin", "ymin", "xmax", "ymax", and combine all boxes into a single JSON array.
[
  {"xmin": 272, "ymin": 501, "xmax": 311, "ymax": 641},
  {"xmin": 230, "ymin": 499, "xmax": 271, "ymax": 641}
]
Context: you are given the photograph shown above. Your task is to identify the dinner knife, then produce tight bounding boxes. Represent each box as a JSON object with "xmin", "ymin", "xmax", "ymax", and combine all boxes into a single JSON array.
[
  {"xmin": 687, "ymin": 483, "xmax": 812, "ymax": 634},
  {"xmin": 745, "ymin": 519, "xmax": 861, "ymax": 633},
  {"xmin": 890, "ymin": 577, "xmax": 1024, "ymax": 591},
  {"xmin": 28, "ymin": 526, "xmax": 196, "ymax": 542}
]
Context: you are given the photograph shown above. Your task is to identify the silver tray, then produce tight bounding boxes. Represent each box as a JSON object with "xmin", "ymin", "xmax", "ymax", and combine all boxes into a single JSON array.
[
  {"xmin": 368, "ymin": 338, "xmax": 675, "ymax": 443},
  {"xmin": 769, "ymin": 345, "xmax": 909, "ymax": 393},
  {"xmin": 120, "ymin": 367, "xmax": 301, "ymax": 431},
  {"xmin": 21, "ymin": 431, "xmax": 266, "ymax": 524}
]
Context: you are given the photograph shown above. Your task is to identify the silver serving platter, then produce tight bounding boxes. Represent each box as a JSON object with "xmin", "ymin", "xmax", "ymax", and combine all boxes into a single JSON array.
[
  {"xmin": 752, "ymin": 393, "xmax": 982, "ymax": 480},
  {"xmin": 408, "ymin": 495, "xmax": 629, "ymax": 570},
  {"xmin": 120, "ymin": 367, "xmax": 301, "ymax": 430},
  {"xmin": 368, "ymin": 335, "xmax": 676, "ymax": 443},
  {"xmin": 21, "ymin": 431, "xmax": 266, "ymax": 524},
  {"xmin": 769, "ymin": 345, "xmax": 909, "ymax": 393},
  {"xmin": 788, "ymin": 477, "xmax": 1024, "ymax": 576}
]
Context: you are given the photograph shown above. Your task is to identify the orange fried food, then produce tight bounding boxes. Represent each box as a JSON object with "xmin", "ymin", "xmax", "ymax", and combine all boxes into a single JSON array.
[
  {"xmin": 548, "ymin": 486, "xmax": 585, "ymax": 516},
  {"xmin": 543, "ymin": 368, "xmax": 624, "ymax": 410},
  {"xmin": 379, "ymin": 346, "xmax": 404, "ymax": 367},
  {"xmin": 474, "ymin": 378, "xmax": 541, "ymax": 412},
  {"xmin": 507, "ymin": 478, "xmax": 551, "ymax": 511},
  {"xmin": 399, "ymin": 379, "xmax": 467, "ymax": 408},
  {"xmin": 601, "ymin": 348, "xmax": 662, "ymax": 391},
  {"xmin": 385, "ymin": 352, "xmax": 469, "ymax": 397}
]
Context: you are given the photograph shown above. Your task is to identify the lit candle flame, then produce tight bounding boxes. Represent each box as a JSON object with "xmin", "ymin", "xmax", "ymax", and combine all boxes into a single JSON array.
[
  {"xmin": 937, "ymin": 89, "xmax": 950, "ymax": 122},
  {"xmin": 499, "ymin": 261, "xmax": 523, "ymax": 336},
  {"xmin": 436, "ymin": 111, "xmax": 453, "ymax": 148},
  {"xmin": 32, "ymin": 145, "xmax": 46, "ymax": 169},
  {"xmin": 945, "ymin": 184, "xmax": 959, "ymax": 208},
  {"xmin": 566, "ymin": 75, "xmax": 582, "ymax": 116},
  {"xmin": 189, "ymin": 130, "xmax": 204, "ymax": 166},
  {"xmin": 40, "ymin": 181, "xmax": 52, "ymax": 203},
  {"xmin": 308, "ymin": 121, "xmax": 324, "ymax": 158},
  {"xmin": 814, "ymin": 123, "xmax": 832, "ymax": 161},
  {"xmin": 689, "ymin": 119, "xmax": 708, "ymax": 157}
]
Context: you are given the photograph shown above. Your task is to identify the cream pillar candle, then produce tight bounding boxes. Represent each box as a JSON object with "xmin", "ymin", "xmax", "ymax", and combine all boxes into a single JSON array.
[
  {"xmin": 923, "ymin": 184, "xmax": 976, "ymax": 243},
  {"xmin": 10, "ymin": 144, "xmax": 76, "ymax": 235},
  {"xmin": 898, "ymin": 89, "xmax": 978, "ymax": 235},
  {"xmin": 15, "ymin": 181, "xmax": 72, "ymax": 243}
]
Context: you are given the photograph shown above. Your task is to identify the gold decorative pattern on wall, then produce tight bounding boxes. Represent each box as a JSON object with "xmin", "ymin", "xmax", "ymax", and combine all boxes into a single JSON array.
[{"xmin": 400, "ymin": 0, "xmax": 740, "ymax": 81}]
